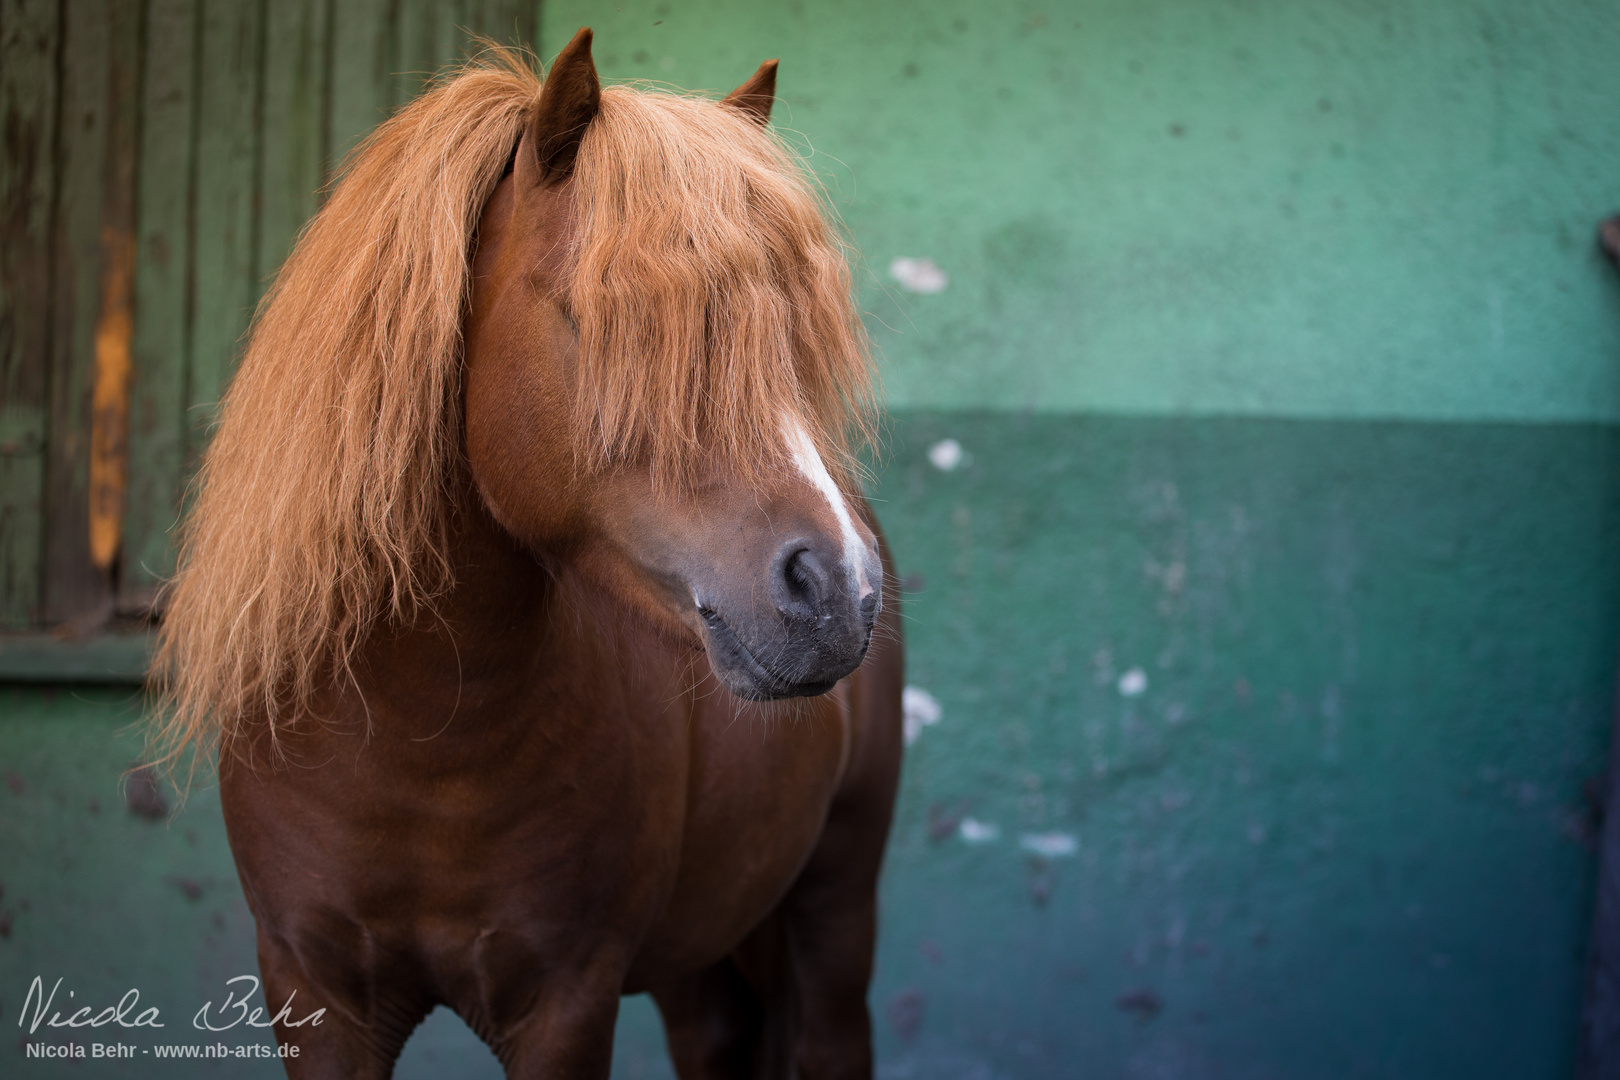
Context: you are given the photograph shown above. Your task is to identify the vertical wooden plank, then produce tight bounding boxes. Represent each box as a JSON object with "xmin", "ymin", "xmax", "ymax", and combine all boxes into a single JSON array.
[
  {"xmin": 185, "ymin": 0, "xmax": 263, "ymax": 464},
  {"xmin": 393, "ymin": 0, "xmax": 540, "ymax": 110},
  {"xmin": 327, "ymin": 0, "xmax": 393, "ymax": 172},
  {"xmin": 464, "ymin": 0, "xmax": 536, "ymax": 52},
  {"xmin": 257, "ymin": 0, "xmax": 328, "ymax": 283},
  {"xmin": 0, "ymin": 0, "xmax": 61, "ymax": 629},
  {"xmin": 86, "ymin": 129, "xmax": 137, "ymax": 578},
  {"xmin": 391, "ymin": 0, "xmax": 455, "ymax": 106},
  {"xmin": 389, "ymin": 0, "xmax": 542, "ymax": 122},
  {"xmin": 41, "ymin": 0, "xmax": 104, "ymax": 623},
  {"xmin": 329, "ymin": 0, "xmax": 538, "ymax": 185},
  {"xmin": 43, "ymin": 0, "xmax": 141, "ymax": 625},
  {"xmin": 86, "ymin": 0, "xmax": 141, "ymax": 586},
  {"xmin": 123, "ymin": 0, "xmax": 198, "ymax": 597}
]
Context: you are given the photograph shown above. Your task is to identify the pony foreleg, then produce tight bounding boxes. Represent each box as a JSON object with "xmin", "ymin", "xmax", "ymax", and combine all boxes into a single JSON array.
[
  {"xmin": 718, "ymin": 776, "xmax": 893, "ymax": 1080},
  {"xmin": 483, "ymin": 964, "xmax": 625, "ymax": 1080},
  {"xmin": 765, "ymin": 616, "xmax": 903, "ymax": 1080},
  {"xmin": 650, "ymin": 958, "xmax": 765, "ymax": 1079},
  {"xmin": 650, "ymin": 813, "xmax": 889, "ymax": 1080},
  {"xmin": 774, "ymin": 877, "xmax": 879, "ymax": 1080},
  {"xmin": 255, "ymin": 927, "xmax": 431, "ymax": 1080}
]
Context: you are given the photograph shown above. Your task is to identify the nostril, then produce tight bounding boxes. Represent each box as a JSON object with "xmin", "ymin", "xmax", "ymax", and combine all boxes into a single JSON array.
[
  {"xmin": 772, "ymin": 543, "xmax": 831, "ymax": 616},
  {"xmin": 859, "ymin": 589, "xmax": 880, "ymax": 623},
  {"xmin": 784, "ymin": 549, "xmax": 816, "ymax": 600}
]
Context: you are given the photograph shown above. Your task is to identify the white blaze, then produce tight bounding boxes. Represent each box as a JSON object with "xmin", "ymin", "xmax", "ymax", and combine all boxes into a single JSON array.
[{"xmin": 782, "ymin": 418, "xmax": 871, "ymax": 591}]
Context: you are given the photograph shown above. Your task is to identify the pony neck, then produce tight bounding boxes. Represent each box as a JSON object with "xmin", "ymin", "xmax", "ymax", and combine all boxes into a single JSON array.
[{"xmin": 355, "ymin": 476, "xmax": 557, "ymax": 721}]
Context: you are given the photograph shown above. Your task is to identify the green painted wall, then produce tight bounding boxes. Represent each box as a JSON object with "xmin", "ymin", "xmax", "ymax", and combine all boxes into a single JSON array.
[
  {"xmin": 555, "ymin": 0, "xmax": 1620, "ymax": 420},
  {"xmin": 867, "ymin": 413, "xmax": 1615, "ymax": 1076},
  {"xmin": 4, "ymin": 416, "xmax": 1617, "ymax": 1076},
  {"xmin": 6, "ymin": 1, "xmax": 1620, "ymax": 1078}
]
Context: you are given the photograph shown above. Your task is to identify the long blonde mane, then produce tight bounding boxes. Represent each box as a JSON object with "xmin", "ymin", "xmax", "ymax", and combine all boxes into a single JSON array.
[
  {"xmin": 153, "ymin": 49, "xmax": 874, "ymax": 759},
  {"xmin": 569, "ymin": 83, "xmax": 872, "ymax": 487}
]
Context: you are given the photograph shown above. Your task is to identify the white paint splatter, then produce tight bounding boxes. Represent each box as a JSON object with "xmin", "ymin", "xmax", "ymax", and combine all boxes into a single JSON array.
[
  {"xmin": 959, "ymin": 817, "xmax": 1001, "ymax": 843},
  {"xmin": 902, "ymin": 686, "xmax": 942, "ymax": 746},
  {"xmin": 1019, "ymin": 831, "xmax": 1079, "ymax": 858},
  {"xmin": 927, "ymin": 438, "xmax": 964, "ymax": 471},
  {"xmin": 783, "ymin": 417, "xmax": 870, "ymax": 589},
  {"xmin": 889, "ymin": 256, "xmax": 949, "ymax": 294},
  {"xmin": 1117, "ymin": 667, "xmax": 1148, "ymax": 697}
]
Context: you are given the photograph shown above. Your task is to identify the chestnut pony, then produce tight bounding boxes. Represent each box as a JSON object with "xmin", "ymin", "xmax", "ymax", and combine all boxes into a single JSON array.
[{"xmin": 155, "ymin": 30, "xmax": 902, "ymax": 1080}]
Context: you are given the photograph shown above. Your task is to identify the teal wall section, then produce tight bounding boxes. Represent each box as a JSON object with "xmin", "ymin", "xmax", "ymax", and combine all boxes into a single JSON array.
[
  {"xmin": 0, "ymin": 690, "xmax": 262, "ymax": 1078},
  {"xmin": 4, "ymin": 414, "xmax": 1617, "ymax": 1076},
  {"xmin": 867, "ymin": 413, "xmax": 1617, "ymax": 1077},
  {"xmin": 6, "ymin": 1, "xmax": 1620, "ymax": 1078},
  {"xmin": 553, "ymin": 0, "xmax": 1620, "ymax": 420}
]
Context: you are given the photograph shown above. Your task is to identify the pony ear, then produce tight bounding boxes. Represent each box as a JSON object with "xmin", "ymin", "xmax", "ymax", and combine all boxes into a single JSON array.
[
  {"xmin": 722, "ymin": 59, "xmax": 778, "ymax": 127},
  {"xmin": 526, "ymin": 27, "xmax": 601, "ymax": 186}
]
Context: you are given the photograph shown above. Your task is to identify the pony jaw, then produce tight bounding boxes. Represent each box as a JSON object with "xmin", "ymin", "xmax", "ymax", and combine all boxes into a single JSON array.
[{"xmin": 697, "ymin": 606, "xmax": 844, "ymax": 701}]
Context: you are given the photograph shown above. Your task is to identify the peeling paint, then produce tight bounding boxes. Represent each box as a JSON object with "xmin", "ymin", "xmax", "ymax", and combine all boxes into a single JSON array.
[
  {"xmin": 1019, "ymin": 831, "xmax": 1078, "ymax": 858},
  {"xmin": 958, "ymin": 817, "xmax": 1000, "ymax": 844},
  {"xmin": 1117, "ymin": 667, "xmax": 1148, "ymax": 697},
  {"xmin": 888, "ymin": 256, "xmax": 949, "ymax": 294},
  {"xmin": 902, "ymin": 685, "xmax": 942, "ymax": 745},
  {"xmin": 927, "ymin": 438, "xmax": 964, "ymax": 471}
]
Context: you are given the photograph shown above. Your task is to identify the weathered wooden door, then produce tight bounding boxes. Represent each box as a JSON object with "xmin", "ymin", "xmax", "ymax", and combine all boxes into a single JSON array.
[{"xmin": 1, "ymin": 0, "xmax": 539, "ymax": 637}]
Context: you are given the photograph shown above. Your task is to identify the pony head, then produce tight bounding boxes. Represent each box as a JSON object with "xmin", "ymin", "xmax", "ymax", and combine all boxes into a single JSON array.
[
  {"xmin": 155, "ymin": 32, "xmax": 882, "ymax": 750},
  {"xmin": 465, "ymin": 29, "xmax": 882, "ymax": 700}
]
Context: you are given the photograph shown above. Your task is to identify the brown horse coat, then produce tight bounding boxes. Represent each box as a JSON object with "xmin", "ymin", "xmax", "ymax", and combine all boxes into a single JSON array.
[
  {"xmin": 159, "ymin": 30, "xmax": 902, "ymax": 1080},
  {"xmin": 223, "ymin": 492, "xmax": 903, "ymax": 1078}
]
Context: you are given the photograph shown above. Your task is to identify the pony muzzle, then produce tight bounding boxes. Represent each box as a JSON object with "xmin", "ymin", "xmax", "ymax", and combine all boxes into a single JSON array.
[{"xmin": 696, "ymin": 539, "xmax": 881, "ymax": 701}]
